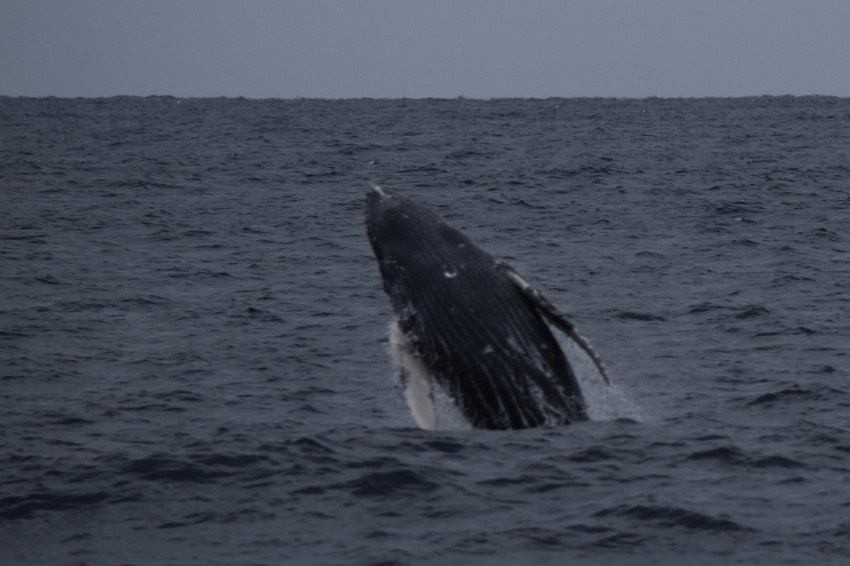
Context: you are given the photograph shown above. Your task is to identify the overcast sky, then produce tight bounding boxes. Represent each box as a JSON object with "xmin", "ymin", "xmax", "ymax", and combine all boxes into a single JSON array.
[{"xmin": 2, "ymin": 1, "xmax": 849, "ymax": 98}]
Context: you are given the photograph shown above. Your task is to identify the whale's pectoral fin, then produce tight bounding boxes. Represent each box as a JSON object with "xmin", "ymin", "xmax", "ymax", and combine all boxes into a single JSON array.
[{"xmin": 497, "ymin": 262, "xmax": 611, "ymax": 386}]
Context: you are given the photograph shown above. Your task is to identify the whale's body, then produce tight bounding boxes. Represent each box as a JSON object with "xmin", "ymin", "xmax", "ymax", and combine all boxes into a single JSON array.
[{"xmin": 366, "ymin": 186, "xmax": 606, "ymax": 430}]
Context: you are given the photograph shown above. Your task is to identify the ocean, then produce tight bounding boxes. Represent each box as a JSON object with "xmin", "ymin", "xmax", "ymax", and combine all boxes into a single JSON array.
[{"xmin": 2, "ymin": 95, "xmax": 850, "ymax": 565}]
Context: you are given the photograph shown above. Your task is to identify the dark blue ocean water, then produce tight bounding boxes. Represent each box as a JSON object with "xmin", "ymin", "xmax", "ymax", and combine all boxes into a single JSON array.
[{"xmin": 2, "ymin": 96, "xmax": 850, "ymax": 565}]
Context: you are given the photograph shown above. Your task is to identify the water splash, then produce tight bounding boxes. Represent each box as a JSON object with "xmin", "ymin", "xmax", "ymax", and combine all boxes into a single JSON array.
[{"xmin": 559, "ymin": 335, "xmax": 644, "ymax": 422}]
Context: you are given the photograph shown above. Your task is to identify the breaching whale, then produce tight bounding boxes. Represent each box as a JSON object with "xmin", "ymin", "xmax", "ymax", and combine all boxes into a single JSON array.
[{"xmin": 365, "ymin": 185, "xmax": 609, "ymax": 430}]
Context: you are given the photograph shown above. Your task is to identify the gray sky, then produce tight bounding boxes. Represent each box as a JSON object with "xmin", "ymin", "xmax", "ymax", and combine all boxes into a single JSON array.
[{"xmin": 2, "ymin": 1, "xmax": 849, "ymax": 98}]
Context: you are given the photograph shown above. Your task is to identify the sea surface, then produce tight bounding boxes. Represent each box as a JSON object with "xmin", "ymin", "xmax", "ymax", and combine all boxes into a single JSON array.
[{"xmin": 2, "ymin": 96, "xmax": 850, "ymax": 565}]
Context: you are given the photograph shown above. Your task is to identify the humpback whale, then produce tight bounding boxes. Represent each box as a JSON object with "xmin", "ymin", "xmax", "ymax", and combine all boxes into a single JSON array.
[{"xmin": 365, "ymin": 185, "xmax": 609, "ymax": 430}]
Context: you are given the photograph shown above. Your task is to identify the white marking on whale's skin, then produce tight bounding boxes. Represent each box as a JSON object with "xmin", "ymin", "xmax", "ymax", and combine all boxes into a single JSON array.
[
  {"xmin": 389, "ymin": 320, "xmax": 436, "ymax": 430},
  {"xmin": 388, "ymin": 318, "xmax": 472, "ymax": 430}
]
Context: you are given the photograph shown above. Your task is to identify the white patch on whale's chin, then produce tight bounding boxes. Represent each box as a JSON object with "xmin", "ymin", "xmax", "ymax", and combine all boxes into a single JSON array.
[
  {"xmin": 388, "ymin": 319, "xmax": 471, "ymax": 431},
  {"xmin": 389, "ymin": 320, "xmax": 435, "ymax": 429}
]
